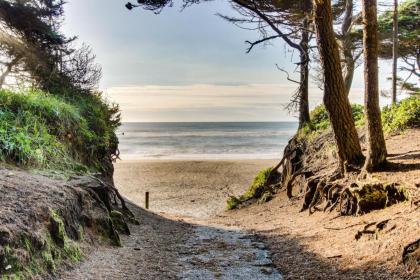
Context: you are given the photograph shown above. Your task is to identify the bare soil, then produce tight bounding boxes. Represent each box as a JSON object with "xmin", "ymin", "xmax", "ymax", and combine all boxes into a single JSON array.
[
  {"xmin": 0, "ymin": 166, "xmax": 117, "ymax": 279},
  {"xmin": 1, "ymin": 129, "xmax": 418, "ymax": 279}
]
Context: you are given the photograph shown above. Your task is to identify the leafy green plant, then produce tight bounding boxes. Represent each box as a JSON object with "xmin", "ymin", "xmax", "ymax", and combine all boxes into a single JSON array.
[
  {"xmin": 226, "ymin": 167, "xmax": 272, "ymax": 210},
  {"xmin": 307, "ymin": 103, "xmax": 365, "ymax": 132},
  {"xmin": 0, "ymin": 88, "xmax": 120, "ymax": 172},
  {"xmin": 382, "ymin": 96, "xmax": 420, "ymax": 134}
]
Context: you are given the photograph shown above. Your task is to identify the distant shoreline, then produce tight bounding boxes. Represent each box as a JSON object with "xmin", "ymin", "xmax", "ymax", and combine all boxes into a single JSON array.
[
  {"xmin": 117, "ymin": 155, "xmax": 282, "ymax": 161},
  {"xmin": 118, "ymin": 121, "xmax": 299, "ymax": 124},
  {"xmin": 116, "ymin": 157, "xmax": 280, "ymax": 162}
]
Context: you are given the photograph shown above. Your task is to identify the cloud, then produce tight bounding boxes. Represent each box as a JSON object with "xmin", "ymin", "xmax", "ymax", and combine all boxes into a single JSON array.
[{"xmin": 105, "ymin": 83, "xmax": 365, "ymax": 122}]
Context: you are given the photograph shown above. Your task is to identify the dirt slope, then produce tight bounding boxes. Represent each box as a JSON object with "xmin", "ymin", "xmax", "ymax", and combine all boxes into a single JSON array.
[{"xmin": 0, "ymin": 167, "xmax": 121, "ymax": 279}]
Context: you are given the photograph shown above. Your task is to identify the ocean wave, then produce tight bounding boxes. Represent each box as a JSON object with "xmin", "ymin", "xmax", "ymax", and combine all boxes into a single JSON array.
[
  {"xmin": 119, "ymin": 153, "xmax": 283, "ymax": 160},
  {"xmin": 118, "ymin": 130, "xmax": 296, "ymax": 138},
  {"xmin": 117, "ymin": 122, "xmax": 295, "ymax": 159}
]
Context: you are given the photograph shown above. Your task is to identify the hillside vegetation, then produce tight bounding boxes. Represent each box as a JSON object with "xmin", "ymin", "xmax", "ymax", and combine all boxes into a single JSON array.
[
  {"xmin": 230, "ymin": 97, "xmax": 420, "ymax": 210},
  {"xmin": 0, "ymin": 89, "xmax": 120, "ymax": 174}
]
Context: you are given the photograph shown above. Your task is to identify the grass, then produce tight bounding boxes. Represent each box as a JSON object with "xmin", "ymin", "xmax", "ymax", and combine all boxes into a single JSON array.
[
  {"xmin": 0, "ymin": 89, "xmax": 85, "ymax": 170},
  {"xmin": 0, "ymin": 88, "xmax": 120, "ymax": 173}
]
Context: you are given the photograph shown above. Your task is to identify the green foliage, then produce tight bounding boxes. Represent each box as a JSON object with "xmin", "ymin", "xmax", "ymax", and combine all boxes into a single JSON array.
[
  {"xmin": 226, "ymin": 196, "xmax": 241, "ymax": 210},
  {"xmin": 298, "ymin": 97, "xmax": 419, "ymax": 140},
  {"xmin": 306, "ymin": 103, "xmax": 365, "ymax": 132},
  {"xmin": 308, "ymin": 104, "xmax": 330, "ymax": 131},
  {"xmin": 62, "ymin": 91, "xmax": 120, "ymax": 172},
  {"xmin": 0, "ymin": 88, "xmax": 120, "ymax": 172},
  {"xmin": 226, "ymin": 167, "xmax": 272, "ymax": 210},
  {"xmin": 243, "ymin": 167, "xmax": 272, "ymax": 200},
  {"xmin": 382, "ymin": 96, "xmax": 420, "ymax": 134},
  {"xmin": 0, "ymin": 89, "xmax": 84, "ymax": 170},
  {"xmin": 378, "ymin": 0, "xmax": 420, "ymax": 59}
]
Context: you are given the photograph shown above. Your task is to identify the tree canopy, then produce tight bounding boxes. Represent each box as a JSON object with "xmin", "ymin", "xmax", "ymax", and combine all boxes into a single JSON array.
[
  {"xmin": 0, "ymin": 0, "xmax": 101, "ymax": 93},
  {"xmin": 378, "ymin": 0, "xmax": 420, "ymax": 78}
]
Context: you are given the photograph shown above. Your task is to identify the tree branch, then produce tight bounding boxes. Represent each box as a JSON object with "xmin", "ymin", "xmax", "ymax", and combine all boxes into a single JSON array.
[
  {"xmin": 245, "ymin": 35, "xmax": 280, "ymax": 53},
  {"xmin": 231, "ymin": 0, "xmax": 303, "ymax": 53},
  {"xmin": 276, "ymin": 64, "xmax": 300, "ymax": 84}
]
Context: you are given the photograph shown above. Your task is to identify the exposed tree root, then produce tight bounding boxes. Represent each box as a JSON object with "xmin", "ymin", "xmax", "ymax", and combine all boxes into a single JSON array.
[
  {"xmin": 403, "ymin": 239, "xmax": 420, "ymax": 274},
  {"xmin": 69, "ymin": 175, "xmax": 136, "ymax": 225},
  {"xmin": 263, "ymin": 134, "xmax": 410, "ymax": 217},
  {"xmin": 89, "ymin": 175, "xmax": 129, "ymax": 211},
  {"xmin": 339, "ymin": 183, "xmax": 409, "ymax": 216},
  {"xmin": 354, "ymin": 219, "xmax": 395, "ymax": 240}
]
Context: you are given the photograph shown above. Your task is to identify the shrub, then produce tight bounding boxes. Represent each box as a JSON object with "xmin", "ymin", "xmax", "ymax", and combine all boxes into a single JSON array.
[
  {"xmin": 61, "ymin": 91, "xmax": 120, "ymax": 171},
  {"xmin": 0, "ymin": 89, "xmax": 84, "ymax": 169},
  {"xmin": 309, "ymin": 104, "xmax": 365, "ymax": 131},
  {"xmin": 226, "ymin": 167, "xmax": 272, "ymax": 210},
  {"xmin": 309, "ymin": 104, "xmax": 330, "ymax": 131},
  {"xmin": 0, "ymin": 89, "xmax": 120, "ymax": 172},
  {"xmin": 382, "ymin": 96, "xmax": 420, "ymax": 134},
  {"xmin": 242, "ymin": 167, "xmax": 272, "ymax": 200}
]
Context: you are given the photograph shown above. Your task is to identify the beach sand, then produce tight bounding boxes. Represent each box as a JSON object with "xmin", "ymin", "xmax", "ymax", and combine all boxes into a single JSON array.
[
  {"xmin": 113, "ymin": 132, "xmax": 419, "ymax": 280},
  {"xmin": 114, "ymin": 159, "xmax": 276, "ymax": 218}
]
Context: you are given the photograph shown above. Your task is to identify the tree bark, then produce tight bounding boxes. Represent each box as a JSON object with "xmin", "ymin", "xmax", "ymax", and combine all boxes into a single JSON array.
[
  {"xmin": 392, "ymin": 0, "xmax": 398, "ymax": 104},
  {"xmin": 0, "ymin": 56, "xmax": 20, "ymax": 88},
  {"xmin": 312, "ymin": 0, "xmax": 364, "ymax": 166},
  {"xmin": 362, "ymin": 0, "xmax": 387, "ymax": 171},
  {"xmin": 343, "ymin": 47, "xmax": 355, "ymax": 96},
  {"xmin": 298, "ymin": 48, "xmax": 310, "ymax": 128},
  {"xmin": 298, "ymin": 0, "xmax": 311, "ymax": 128},
  {"xmin": 341, "ymin": 0, "xmax": 356, "ymax": 96}
]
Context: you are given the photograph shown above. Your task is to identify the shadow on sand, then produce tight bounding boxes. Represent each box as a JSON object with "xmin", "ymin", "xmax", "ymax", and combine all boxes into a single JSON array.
[{"xmin": 87, "ymin": 201, "xmax": 415, "ymax": 280}]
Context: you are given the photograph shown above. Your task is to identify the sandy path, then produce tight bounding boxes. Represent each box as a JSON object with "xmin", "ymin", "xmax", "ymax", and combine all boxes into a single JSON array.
[
  {"xmin": 58, "ymin": 205, "xmax": 188, "ymax": 280},
  {"xmin": 57, "ymin": 160, "xmax": 281, "ymax": 280}
]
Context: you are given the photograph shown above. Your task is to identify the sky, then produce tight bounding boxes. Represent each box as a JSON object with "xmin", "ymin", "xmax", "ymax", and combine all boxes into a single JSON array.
[{"xmin": 62, "ymin": 0, "xmax": 394, "ymax": 122}]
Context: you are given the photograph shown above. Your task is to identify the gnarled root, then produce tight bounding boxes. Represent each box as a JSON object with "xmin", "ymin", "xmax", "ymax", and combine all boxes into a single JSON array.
[
  {"xmin": 299, "ymin": 179, "xmax": 409, "ymax": 216},
  {"xmin": 339, "ymin": 183, "xmax": 409, "ymax": 216},
  {"xmin": 403, "ymin": 239, "xmax": 420, "ymax": 274},
  {"xmin": 69, "ymin": 175, "xmax": 134, "ymax": 218}
]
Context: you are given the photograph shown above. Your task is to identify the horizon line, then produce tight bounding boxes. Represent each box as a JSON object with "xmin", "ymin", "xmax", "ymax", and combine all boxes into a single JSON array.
[{"xmin": 120, "ymin": 120, "xmax": 299, "ymax": 123}]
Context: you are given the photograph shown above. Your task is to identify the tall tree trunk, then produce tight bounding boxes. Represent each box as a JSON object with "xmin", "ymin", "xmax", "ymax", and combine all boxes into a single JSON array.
[
  {"xmin": 392, "ymin": 0, "xmax": 398, "ymax": 104},
  {"xmin": 343, "ymin": 47, "xmax": 355, "ymax": 96},
  {"xmin": 312, "ymin": 0, "xmax": 364, "ymax": 166},
  {"xmin": 362, "ymin": 0, "xmax": 387, "ymax": 171},
  {"xmin": 298, "ymin": 51, "xmax": 310, "ymax": 128},
  {"xmin": 342, "ymin": 0, "xmax": 356, "ymax": 96},
  {"xmin": 298, "ymin": 7, "xmax": 311, "ymax": 128},
  {"xmin": 0, "ymin": 56, "xmax": 19, "ymax": 88}
]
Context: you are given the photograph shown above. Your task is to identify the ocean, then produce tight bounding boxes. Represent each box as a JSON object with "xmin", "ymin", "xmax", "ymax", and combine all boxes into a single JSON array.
[{"xmin": 117, "ymin": 122, "xmax": 298, "ymax": 160}]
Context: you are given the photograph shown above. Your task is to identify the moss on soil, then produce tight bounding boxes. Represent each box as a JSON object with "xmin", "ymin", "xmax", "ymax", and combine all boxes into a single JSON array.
[
  {"xmin": 110, "ymin": 210, "xmax": 130, "ymax": 235},
  {"xmin": 348, "ymin": 183, "xmax": 410, "ymax": 214},
  {"xmin": 0, "ymin": 210, "xmax": 84, "ymax": 279}
]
